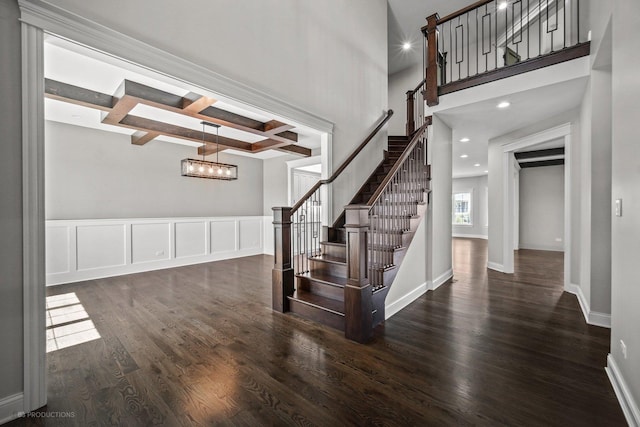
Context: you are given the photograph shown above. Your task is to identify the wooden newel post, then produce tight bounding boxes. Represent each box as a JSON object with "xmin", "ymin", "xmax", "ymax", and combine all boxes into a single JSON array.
[
  {"xmin": 343, "ymin": 205, "xmax": 373, "ymax": 343},
  {"xmin": 406, "ymin": 90, "xmax": 415, "ymax": 136},
  {"xmin": 424, "ymin": 13, "xmax": 440, "ymax": 107},
  {"xmin": 272, "ymin": 207, "xmax": 294, "ymax": 313}
]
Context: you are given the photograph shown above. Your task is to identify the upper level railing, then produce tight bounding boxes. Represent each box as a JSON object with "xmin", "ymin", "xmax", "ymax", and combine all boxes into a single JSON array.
[
  {"xmin": 405, "ymin": 78, "xmax": 426, "ymax": 136},
  {"xmin": 423, "ymin": 0, "xmax": 590, "ymax": 106}
]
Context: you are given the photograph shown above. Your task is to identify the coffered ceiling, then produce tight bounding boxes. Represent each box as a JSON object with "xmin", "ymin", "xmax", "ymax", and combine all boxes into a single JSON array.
[{"xmin": 44, "ymin": 36, "xmax": 322, "ymax": 159}]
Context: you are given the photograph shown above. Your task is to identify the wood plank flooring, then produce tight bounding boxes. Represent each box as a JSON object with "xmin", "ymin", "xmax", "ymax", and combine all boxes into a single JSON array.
[{"xmin": 8, "ymin": 238, "xmax": 625, "ymax": 426}]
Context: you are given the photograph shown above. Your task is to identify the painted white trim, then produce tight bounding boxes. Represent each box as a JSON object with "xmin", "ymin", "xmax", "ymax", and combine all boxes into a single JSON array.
[
  {"xmin": 518, "ymin": 243, "xmax": 564, "ymax": 251},
  {"xmin": 46, "ymin": 216, "xmax": 271, "ymax": 286},
  {"xmin": 0, "ymin": 393, "xmax": 24, "ymax": 425},
  {"xmin": 606, "ymin": 354, "xmax": 640, "ymax": 427},
  {"xmin": 502, "ymin": 123, "xmax": 572, "ymax": 153},
  {"xmin": 21, "ymin": 21, "xmax": 47, "ymax": 415},
  {"xmin": 487, "ymin": 262, "xmax": 504, "ymax": 272},
  {"xmin": 452, "ymin": 233, "xmax": 488, "ymax": 240},
  {"xmin": 385, "ymin": 282, "xmax": 428, "ymax": 320},
  {"xmin": 565, "ymin": 283, "xmax": 611, "ymax": 328},
  {"xmin": 431, "ymin": 268, "xmax": 453, "ymax": 291},
  {"xmin": 502, "ymin": 122, "xmax": 572, "ymax": 284},
  {"xmin": 17, "ymin": 0, "xmax": 334, "ymax": 135}
]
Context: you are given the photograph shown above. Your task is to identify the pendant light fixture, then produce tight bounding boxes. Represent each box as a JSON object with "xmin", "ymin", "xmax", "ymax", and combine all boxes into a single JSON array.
[{"xmin": 181, "ymin": 121, "xmax": 238, "ymax": 180}]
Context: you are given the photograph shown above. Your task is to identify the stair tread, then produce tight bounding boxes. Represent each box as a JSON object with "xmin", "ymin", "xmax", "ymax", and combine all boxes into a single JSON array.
[
  {"xmin": 310, "ymin": 254, "xmax": 346, "ymax": 265},
  {"xmin": 289, "ymin": 290, "xmax": 345, "ymax": 315},
  {"xmin": 298, "ymin": 271, "xmax": 347, "ymax": 287}
]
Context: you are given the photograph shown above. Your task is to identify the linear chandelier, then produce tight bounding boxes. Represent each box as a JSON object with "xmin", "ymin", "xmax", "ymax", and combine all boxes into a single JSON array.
[{"xmin": 181, "ymin": 121, "xmax": 238, "ymax": 180}]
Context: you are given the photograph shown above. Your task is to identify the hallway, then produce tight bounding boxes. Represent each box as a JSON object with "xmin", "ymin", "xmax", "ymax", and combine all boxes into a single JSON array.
[{"xmin": 9, "ymin": 239, "xmax": 625, "ymax": 426}]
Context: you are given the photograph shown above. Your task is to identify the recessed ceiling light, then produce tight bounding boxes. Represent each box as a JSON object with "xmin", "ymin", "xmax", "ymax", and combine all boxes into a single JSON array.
[
  {"xmin": 474, "ymin": 163, "xmax": 480, "ymax": 167},
  {"xmin": 484, "ymin": 170, "xmax": 489, "ymax": 173},
  {"xmin": 497, "ymin": 101, "xmax": 511, "ymax": 109},
  {"xmin": 460, "ymin": 137, "xmax": 470, "ymax": 142},
  {"xmin": 402, "ymin": 42, "xmax": 411, "ymax": 51},
  {"xmin": 460, "ymin": 154, "xmax": 468, "ymax": 158},
  {"xmin": 498, "ymin": 2, "xmax": 508, "ymax": 10}
]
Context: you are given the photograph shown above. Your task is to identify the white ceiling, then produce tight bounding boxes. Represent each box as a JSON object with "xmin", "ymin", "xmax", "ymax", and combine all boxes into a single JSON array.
[
  {"xmin": 436, "ymin": 77, "xmax": 587, "ymax": 178},
  {"xmin": 388, "ymin": 0, "xmax": 470, "ymax": 75},
  {"xmin": 43, "ymin": 36, "xmax": 321, "ymax": 160}
]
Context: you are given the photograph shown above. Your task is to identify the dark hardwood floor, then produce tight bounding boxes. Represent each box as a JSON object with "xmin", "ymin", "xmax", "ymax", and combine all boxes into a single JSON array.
[{"xmin": 9, "ymin": 238, "xmax": 625, "ymax": 426}]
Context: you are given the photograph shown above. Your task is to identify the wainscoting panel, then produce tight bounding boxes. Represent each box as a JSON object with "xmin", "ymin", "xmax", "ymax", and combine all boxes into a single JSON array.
[
  {"xmin": 46, "ymin": 226, "xmax": 70, "ymax": 274},
  {"xmin": 131, "ymin": 223, "xmax": 171, "ymax": 264},
  {"xmin": 46, "ymin": 216, "xmax": 270, "ymax": 286},
  {"xmin": 175, "ymin": 221, "xmax": 207, "ymax": 258},
  {"xmin": 239, "ymin": 219, "xmax": 262, "ymax": 250},
  {"xmin": 210, "ymin": 220, "xmax": 237, "ymax": 253},
  {"xmin": 76, "ymin": 224, "xmax": 126, "ymax": 271}
]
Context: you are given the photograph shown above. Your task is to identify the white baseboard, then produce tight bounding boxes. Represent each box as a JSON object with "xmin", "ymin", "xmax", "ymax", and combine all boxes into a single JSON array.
[
  {"xmin": 385, "ymin": 282, "xmax": 428, "ymax": 320},
  {"xmin": 487, "ymin": 262, "xmax": 504, "ymax": 272},
  {"xmin": 606, "ymin": 354, "xmax": 640, "ymax": 427},
  {"xmin": 452, "ymin": 233, "xmax": 488, "ymax": 240},
  {"xmin": 0, "ymin": 393, "xmax": 24, "ymax": 425},
  {"xmin": 431, "ymin": 268, "xmax": 453, "ymax": 291},
  {"xmin": 565, "ymin": 283, "xmax": 611, "ymax": 328},
  {"xmin": 518, "ymin": 243, "xmax": 564, "ymax": 252}
]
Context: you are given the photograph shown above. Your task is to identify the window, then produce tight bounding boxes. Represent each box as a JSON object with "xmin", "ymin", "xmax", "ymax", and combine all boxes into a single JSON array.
[{"xmin": 452, "ymin": 192, "xmax": 472, "ymax": 225}]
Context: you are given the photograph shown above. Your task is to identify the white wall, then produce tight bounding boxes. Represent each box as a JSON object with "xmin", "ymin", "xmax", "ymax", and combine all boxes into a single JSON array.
[
  {"xmin": 452, "ymin": 175, "xmax": 488, "ymax": 239},
  {"xmin": 46, "ymin": 0, "xmax": 389, "ymax": 223},
  {"xmin": 0, "ymin": 0, "xmax": 24, "ymax": 408},
  {"xmin": 519, "ymin": 165, "xmax": 564, "ymax": 251},
  {"xmin": 262, "ymin": 155, "xmax": 295, "ymax": 216},
  {"xmin": 609, "ymin": 0, "xmax": 640, "ymax": 422},
  {"xmin": 45, "ymin": 121, "xmax": 264, "ymax": 219},
  {"xmin": 428, "ymin": 115, "xmax": 453, "ymax": 284},
  {"xmin": 388, "ymin": 63, "xmax": 422, "ymax": 136}
]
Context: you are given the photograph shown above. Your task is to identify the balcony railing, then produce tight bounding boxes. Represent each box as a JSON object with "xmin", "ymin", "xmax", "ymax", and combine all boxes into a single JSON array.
[{"xmin": 423, "ymin": 0, "xmax": 590, "ymax": 106}]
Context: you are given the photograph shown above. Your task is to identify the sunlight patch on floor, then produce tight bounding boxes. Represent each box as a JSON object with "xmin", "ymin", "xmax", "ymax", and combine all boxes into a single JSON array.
[{"xmin": 46, "ymin": 292, "xmax": 101, "ymax": 352}]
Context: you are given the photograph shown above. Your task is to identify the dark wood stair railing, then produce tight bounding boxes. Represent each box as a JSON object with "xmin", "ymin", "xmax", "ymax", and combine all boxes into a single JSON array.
[
  {"xmin": 406, "ymin": 78, "xmax": 426, "ymax": 136},
  {"xmin": 272, "ymin": 110, "xmax": 393, "ymax": 317},
  {"xmin": 273, "ymin": 103, "xmax": 433, "ymax": 343},
  {"xmin": 421, "ymin": 0, "xmax": 589, "ymax": 106}
]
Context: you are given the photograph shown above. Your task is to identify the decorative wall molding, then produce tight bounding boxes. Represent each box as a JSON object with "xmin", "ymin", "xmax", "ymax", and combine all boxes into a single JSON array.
[
  {"xmin": 385, "ymin": 282, "xmax": 428, "ymax": 320},
  {"xmin": 565, "ymin": 283, "xmax": 611, "ymax": 328},
  {"xmin": 0, "ymin": 393, "xmax": 24, "ymax": 425},
  {"xmin": 487, "ymin": 262, "xmax": 505, "ymax": 272},
  {"xmin": 46, "ymin": 216, "xmax": 270, "ymax": 286},
  {"xmin": 606, "ymin": 354, "xmax": 640, "ymax": 427}
]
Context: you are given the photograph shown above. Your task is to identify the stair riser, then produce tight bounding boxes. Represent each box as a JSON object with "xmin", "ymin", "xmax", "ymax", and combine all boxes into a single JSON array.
[
  {"xmin": 320, "ymin": 243, "xmax": 346, "ymax": 258},
  {"xmin": 310, "ymin": 259, "xmax": 347, "ymax": 277},
  {"xmin": 289, "ymin": 298, "xmax": 345, "ymax": 330},
  {"xmin": 297, "ymin": 277, "xmax": 344, "ymax": 300}
]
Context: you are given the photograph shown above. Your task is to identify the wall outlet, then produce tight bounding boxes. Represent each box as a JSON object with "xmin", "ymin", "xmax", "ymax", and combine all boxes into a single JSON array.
[
  {"xmin": 620, "ymin": 340, "xmax": 628, "ymax": 359},
  {"xmin": 555, "ymin": 238, "xmax": 562, "ymax": 242},
  {"xmin": 155, "ymin": 250, "xmax": 165, "ymax": 256},
  {"xmin": 615, "ymin": 199, "xmax": 623, "ymax": 217}
]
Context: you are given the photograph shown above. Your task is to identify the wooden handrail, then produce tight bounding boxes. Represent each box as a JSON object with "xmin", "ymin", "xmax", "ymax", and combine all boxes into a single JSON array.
[
  {"xmin": 367, "ymin": 116, "xmax": 432, "ymax": 207},
  {"xmin": 409, "ymin": 78, "xmax": 426, "ymax": 96},
  {"xmin": 437, "ymin": 0, "xmax": 494, "ymax": 24},
  {"xmin": 291, "ymin": 110, "xmax": 394, "ymax": 213}
]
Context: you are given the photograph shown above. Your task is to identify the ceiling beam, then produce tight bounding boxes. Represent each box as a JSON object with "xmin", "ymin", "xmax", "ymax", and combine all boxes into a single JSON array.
[
  {"xmin": 182, "ymin": 92, "xmax": 216, "ymax": 113},
  {"xmin": 131, "ymin": 131, "xmax": 160, "ymax": 146},
  {"xmin": 117, "ymin": 115, "xmax": 254, "ymax": 151},
  {"xmin": 519, "ymin": 159, "xmax": 565, "ymax": 168},
  {"xmin": 262, "ymin": 120, "xmax": 294, "ymax": 134},
  {"xmin": 514, "ymin": 147, "xmax": 565, "ymax": 160},
  {"xmin": 44, "ymin": 78, "xmax": 114, "ymax": 111},
  {"xmin": 276, "ymin": 144, "xmax": 312, "ymax": 157}
]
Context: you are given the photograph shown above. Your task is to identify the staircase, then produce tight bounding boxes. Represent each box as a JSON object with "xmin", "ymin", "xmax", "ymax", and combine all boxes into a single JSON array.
[{"xmin": 272, "ymin": 109, "xmax": 432, "ymax": 343}]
